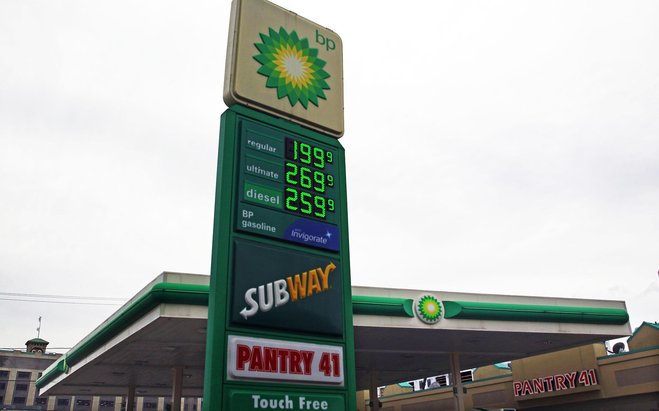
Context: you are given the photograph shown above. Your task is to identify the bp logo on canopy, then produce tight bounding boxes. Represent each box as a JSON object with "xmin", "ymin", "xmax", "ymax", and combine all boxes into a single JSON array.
[{"xmin": 415, "ymin": 295, "xmax": 442, "ymax": 324}]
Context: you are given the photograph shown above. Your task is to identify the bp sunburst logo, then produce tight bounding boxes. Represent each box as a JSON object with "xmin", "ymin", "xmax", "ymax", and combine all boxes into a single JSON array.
[
  {"xmin": 253, "ymin": 27, "xmax": 330, "ymax": 109},
  {"xmin": 415, "ymin": 295, "xmax": 442, "ymax": 324}
]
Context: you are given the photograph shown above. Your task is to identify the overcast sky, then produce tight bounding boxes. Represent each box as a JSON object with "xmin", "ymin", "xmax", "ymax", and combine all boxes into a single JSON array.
[{"xmin": 1, "ymin": 0, "xmax": 657, "ymax": 353}]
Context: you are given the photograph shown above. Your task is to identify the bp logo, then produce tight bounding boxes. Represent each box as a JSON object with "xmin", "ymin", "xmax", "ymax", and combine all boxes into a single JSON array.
[
  {"xmin": 415, "ymin": 295, "xmax": 442, "ymax": 324},
  {"xmin": 253, "ymin": 27, "xmax": 330, "ymax": 109}
]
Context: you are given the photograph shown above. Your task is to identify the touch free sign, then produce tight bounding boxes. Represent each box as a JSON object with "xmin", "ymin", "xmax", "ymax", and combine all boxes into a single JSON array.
[
  {"xmin": 250, "ymin": 395, "xmax": 331, "ymax": 410},
  {"xmin": 229, "ymin": 391, "xmax": 345, "ymax": 411}
]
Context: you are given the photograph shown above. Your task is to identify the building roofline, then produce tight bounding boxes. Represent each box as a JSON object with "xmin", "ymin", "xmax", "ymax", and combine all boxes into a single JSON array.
[{"xmin": 36, "ymin": 275, "xmax": 631, "ymax": 391}]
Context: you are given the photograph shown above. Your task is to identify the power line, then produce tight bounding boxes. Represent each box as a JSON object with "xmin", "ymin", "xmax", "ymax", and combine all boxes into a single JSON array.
[
  {"xmin": 0, "ymin": 291, "xmax": 126, "ymax": 301},
  {"xmin": 0, "ymin": 297, "xmax": 122, "ymax": 306},
  {"xmin": 0, "ymin": 347, "xmax": 72, "ymax": 351}
]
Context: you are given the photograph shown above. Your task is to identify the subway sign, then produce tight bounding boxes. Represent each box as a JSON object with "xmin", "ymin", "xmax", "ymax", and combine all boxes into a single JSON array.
[{"xmin": 231, "ymin": 239, "xmax": 343, "ymax": 336}]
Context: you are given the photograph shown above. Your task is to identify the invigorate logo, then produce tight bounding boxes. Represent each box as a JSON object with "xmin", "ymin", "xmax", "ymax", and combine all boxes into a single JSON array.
[
  {"xmin": 291, "ymin": 228, "xmax": 328, "ymax": 245},
  {"xmin": 253, "ymin": 27, "xmax": 331, "ymax": 109},
  {"xmin": 240, "ymin": 262, "xmax": 336, "ymax": 320},
  {"xmin": 285, "ymin": 219, "xmax": 339, "ymax": 251}
]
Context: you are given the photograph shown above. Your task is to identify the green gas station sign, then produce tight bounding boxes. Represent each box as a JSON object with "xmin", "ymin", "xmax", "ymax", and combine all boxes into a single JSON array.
[
  {"xmin": 204, "ymin": 1, "xmax": 353, "ymax": 408},
  {"xmin": 202, "ymin": 106, "xmax": 355, "ymax": 411}
]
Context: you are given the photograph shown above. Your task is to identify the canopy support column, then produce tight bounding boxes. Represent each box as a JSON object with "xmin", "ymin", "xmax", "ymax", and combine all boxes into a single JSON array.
[
  {"xmin": 126, "ymin": 385, "xmax": 135, "ymax": 411},
  {"xmin": 172, "ymin": 366, "xmax": 183, "ymax": 411},
  {"xmin": 369, "ymin": 371, "xmax": 380, "ymax": 411},
  {"xmin": 450, "ymin": 353, "xmax": 465, "ymax": 411}
]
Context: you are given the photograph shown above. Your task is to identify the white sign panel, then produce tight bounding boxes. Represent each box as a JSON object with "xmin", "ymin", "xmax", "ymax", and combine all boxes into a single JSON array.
[
  {"xmin": 224, "ymin": 0, "xmax": 344, "ymax": 137},
  {"xmin": 227, "ymin": 335, "xmax": 344, "ymax": 385}
]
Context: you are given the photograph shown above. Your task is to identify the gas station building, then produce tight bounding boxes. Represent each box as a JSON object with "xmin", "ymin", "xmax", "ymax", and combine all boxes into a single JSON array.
[{"xmin": 33, "ymin": 272, "xmax": 658, "ymax": 410}]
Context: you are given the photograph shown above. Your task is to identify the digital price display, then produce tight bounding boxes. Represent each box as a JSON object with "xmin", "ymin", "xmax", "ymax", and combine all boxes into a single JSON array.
[
  {"xmin": 236, "ymin": 120, "xmax": 341, "ymax": 251},
  {"xmin": 284, "ymin": 138, "xmax": 336, "ymax": 220}
]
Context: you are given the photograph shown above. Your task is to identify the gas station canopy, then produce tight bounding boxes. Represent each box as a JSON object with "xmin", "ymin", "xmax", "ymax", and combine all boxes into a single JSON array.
[{"xmin": 37, "ymin": 272, "xmax": 630, "ymax": 396}]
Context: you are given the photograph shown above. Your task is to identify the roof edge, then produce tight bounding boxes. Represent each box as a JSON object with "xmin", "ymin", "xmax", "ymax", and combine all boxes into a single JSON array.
[
  {"xmin": 36, "ymin": 282, "xmax": 209, "ymax": 390},
  {"xmin": 443, "ymin": 300, "xmax": 629, "ymax": 325}
]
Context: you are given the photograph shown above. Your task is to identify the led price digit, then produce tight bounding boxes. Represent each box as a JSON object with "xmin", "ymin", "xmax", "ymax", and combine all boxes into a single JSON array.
[
  {"xmin": 300, "ymin": 191, "xmax": 313, "ymax": 215},
  {"xmin": 299, "ymin": 143, "xmax": 311, "ymax": 165},
  {"xmin": 285, "ymin": 188, "xmax": 299, "ymax": 211},
  {"xmin": 312, "ymin": 147, "xmax": 325, "ymax": 168},
  {"xmin": 314, "ymin": 196, "xmax": 326, "ymax": 218},
  {"xmin": 285, "ymin": 138, "xmax": 334, "ymax": 169},
  {"xmin": 285, "ymin": 162, "xmax": 298, "ymax": 185},
  {"xmin": 286, "ymin": 162, "xmax": 333, "ymax": 195},
  {"xmin": 299, "ymin": 167, "xmax": 312, "ymax": 190},
  {"xmin": 313, "ymin": 171, "xmax": 325, "ymax": 193},
  {"xmin": 284, "ymin": 188, "xmax": 334, "ymax": 220}
]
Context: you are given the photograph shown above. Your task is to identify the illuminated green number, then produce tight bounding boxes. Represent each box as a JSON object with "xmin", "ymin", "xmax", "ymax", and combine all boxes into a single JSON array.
[
  {"xmin": 291, "ymin": 139, "xmax": 298, "ymax": 161},
  {"xmin": 314, "ymin": 196, "xmax": 326, "ymax": 218},
  {"xmin": 326, "ymin": 175, "xmax": 334, "ymax": 187},
  {"xmin": 285, "ymin": 188, "xmax": 298, "ymax": 211},
  {"xmin": 313, "ymin": 171, "xmax": 325, "ymax": 193},
  {"xmin": 299, "ymin": 167, "xmax": 312, "ymax": 189},
  {"xmin": 300, "ymin": 143, "xmax": 312, "ymax": 165},
  {"xmin": 300, "ymin": 191, "xmax": 312, "ymax": 215},
  {"xmin": 326, "ymin": 151, "xmax": 333, "ymax": 164},
  {"xmin": 313, "ymin": 147, "xmax": 325, "ymax": 168},
  {"xmin": 327, "ymin": 199, "xmax": 335, "ymax": 212},
  {"xmin": 285, "ymin": 162, "xmax": 298, "ymax": 185}
]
